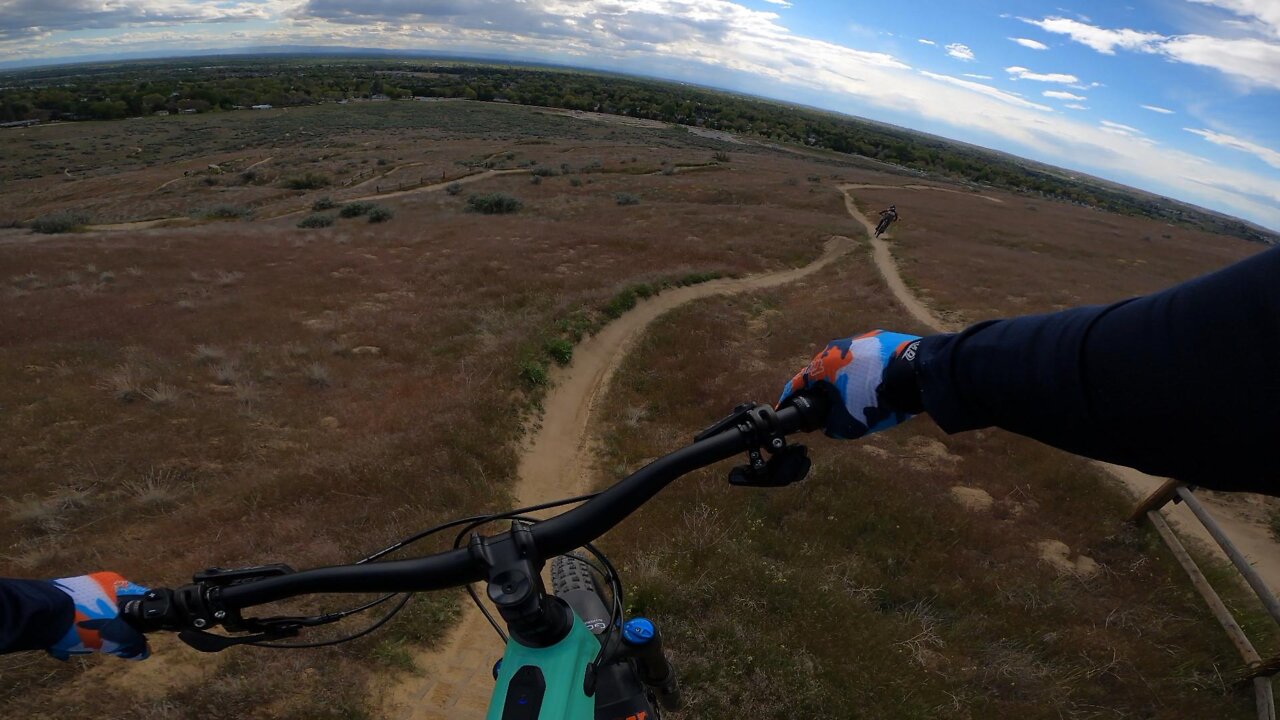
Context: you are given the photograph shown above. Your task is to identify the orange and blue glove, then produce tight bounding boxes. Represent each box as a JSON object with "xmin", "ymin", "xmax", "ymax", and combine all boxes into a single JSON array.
[
  {"xmin": 48, "ymin": 572, "xmax": 150, "ymax": 660},
  {"xmin": 779, "ymin": 330, "xmax": 923, "ymax": 439}
]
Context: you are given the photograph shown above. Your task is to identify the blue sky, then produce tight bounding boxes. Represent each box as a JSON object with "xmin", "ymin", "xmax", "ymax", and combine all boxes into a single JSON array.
[{"xmin": 2, "ymin": 0, "xmax": 1278, "ymax": 230}]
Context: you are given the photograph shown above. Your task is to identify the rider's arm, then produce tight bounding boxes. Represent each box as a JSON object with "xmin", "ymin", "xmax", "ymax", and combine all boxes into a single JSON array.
[
  {"xmin": 0, "ymin": 573, "xmax": 150, "ymax": 658},
  {"xmin": 912, "ymin": 246, "xmax": 1280, "ymax": 493},
  {"xmin": 0, "ymin": 579, "xmax": 73, "ymax": 654}
]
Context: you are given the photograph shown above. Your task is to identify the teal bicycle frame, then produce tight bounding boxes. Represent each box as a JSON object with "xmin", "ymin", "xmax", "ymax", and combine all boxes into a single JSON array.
[{"xmin": 486, "ymin": 611, "xmax": 599, "ymax": 719}]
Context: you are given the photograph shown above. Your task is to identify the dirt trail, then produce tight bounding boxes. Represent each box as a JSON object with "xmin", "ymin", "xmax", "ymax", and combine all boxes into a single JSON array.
[
  {"xmin": 838, "ymin": 183, "xmax": 1280, "ymax": 596},
  {"xmin": 266, "ymin": 169, "xmax": 531, "ymax": 222},
  {"xmin": 89, "ymin": 169, "xmax": 531, "ymax": 230},
  {"xmin": 348, "ymin": 160, "xmax": 430, "ymax": 193},
  {"xmin": 839, "ymin": 185, "xmax": 958, "ymax": 332},
  {"xmin": 241, "ymin": 155, "xmax": 274, "ymax": 173},
  {"xmin": 84, "ymin": 217, "xmax": 196, "ymax": 232},
  {"xmin": 381, "ymin": 235, "xmax": 856, "ymax": 720},
  {"xmin": 352, "ymin": 168, "xmax": 528, "ymax": 203}
]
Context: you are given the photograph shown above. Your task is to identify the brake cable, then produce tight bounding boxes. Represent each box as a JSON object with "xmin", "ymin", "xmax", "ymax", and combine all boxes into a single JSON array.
[
  {"xmin": 238, "ymin": 491, "xmax": 605, "ymax": 649},
  {"xmin": 450, "ymin": 512, "xmax": 625, "ymax": 679}
]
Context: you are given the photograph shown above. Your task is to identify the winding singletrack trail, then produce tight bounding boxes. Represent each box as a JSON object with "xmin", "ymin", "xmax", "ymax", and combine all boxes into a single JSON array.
[
  {"xmin": 381, "ymin": 235, "xmax": 856, "ymax": 720},
  {"xmin": 86, "ymin": 169, "xmax": 531, "ymax": 230},
  {"xmin": 264, "ymin": 169, "xmax": 531, "ymax": 221},
  {"xmin": 838, "ymin": 184, "xmax": 957, "ymax": 332},
  {"xmin": 838, "ymin": 182, "xmax": 1280, "ymax": 598}
]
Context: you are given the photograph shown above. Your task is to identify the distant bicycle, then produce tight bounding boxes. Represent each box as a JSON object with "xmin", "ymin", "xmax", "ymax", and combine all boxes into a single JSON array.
[{"xmin": 875, "ymin": 204, "xmax": 899, "ymax": 238}]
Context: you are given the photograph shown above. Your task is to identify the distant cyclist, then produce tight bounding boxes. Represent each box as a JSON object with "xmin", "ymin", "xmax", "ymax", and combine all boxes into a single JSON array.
[{"xmin": 874, "ymin": 204, "xmax": 898, "ymax": 237}]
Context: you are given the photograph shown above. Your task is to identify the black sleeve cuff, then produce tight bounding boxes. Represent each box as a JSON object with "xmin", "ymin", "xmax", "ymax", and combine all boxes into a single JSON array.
[{"xmin": 0, "ymin": 578, "xmax": 74, "ymax": 654}]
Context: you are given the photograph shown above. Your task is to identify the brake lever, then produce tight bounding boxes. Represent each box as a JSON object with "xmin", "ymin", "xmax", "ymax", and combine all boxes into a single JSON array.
[
  {"xmin": 178, "ymin": 624, "xmax": 301, "ymax": 653},
  {"xmin": 699, "ymin": 402, "xmax": 813, "ymax": 487},
  {"xmin": 728, "ymin": 444, "xmax": 811, "ymax": 487}
]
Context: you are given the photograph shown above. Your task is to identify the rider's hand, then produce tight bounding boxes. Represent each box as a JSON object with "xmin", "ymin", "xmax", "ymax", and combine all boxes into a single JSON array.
[
  {"xmin": 48, "ymin": 572, "xmax": 150, "ymax": 660},
  {"xmin": 779, "ymin": 330, "xmax": 923, "ymax": 439}
]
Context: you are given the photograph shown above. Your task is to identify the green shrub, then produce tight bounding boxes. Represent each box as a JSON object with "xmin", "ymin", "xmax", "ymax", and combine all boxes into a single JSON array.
[
  {"xmin": 603, "ymin": 288, "xmax": 638, "ymax": 319},
  {"xmin": 569, "ymin": 178, "xmax": 583, "ymax": 187},
  {"xmin": 297, "ymin": 213, "xmax": 334, "ymax": 229},
  {"xmin": 30, "ymin": 210, "xmax": 90, "ymax": 234},
  {"xmin": 445, "ymin": 182, "xmax": 463, "ymax": 196},
  {"xmin": 519, "ymin": 359, "xmax": 549, "ymax": 388},
  {"xmin": 339, "ymin": 201, "xmax": 376, "ymax": 218},
  {"xmin": 531, "ymin": 166, "xmax": 559, "ymax": 177},
  {"xmin": 467, "ymin": 193, "xmax": 523, "ymax": 215},
  {"xmin": 555, "ymin": 310, "xmax": 593, "ymax": 342},
  {"xmin": 615, "ymin": 193, "xmax": 641, "ymax": 206},
  {"xmin": 284, "ymin": 172, "xmax": 331, "ymax": 190},
  {"xmin": 676, "ymin": 271, "xmax": 723, "ymax": 286},
  {"xmin": 633, "ymin": 283, "xmax": 657, "ymax": 299},
  {"xmin": 312, "ymin": 196, "xmax": 336, "ymax": 211},
  {"xmin": 713, "ymin": 151, "xmax": 732, "ymax": 162},
  {"xmin": 530, "ymin": 175, "xmax": 542, "ymax": 185},
  {"xmin": 545, "ymin": 338, "xmax": 574, "ymax": 366},
  {"xmin": 367, "ymin": 206, "xmax": 394, "ymax": 223}
]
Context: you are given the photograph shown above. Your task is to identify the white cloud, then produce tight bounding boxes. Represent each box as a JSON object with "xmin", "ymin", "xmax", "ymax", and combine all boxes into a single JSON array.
[
  {"xmin": 1005, "ymin": 65, "xmax": 1079, "ymax": 83},
  {"xmin": 1187, "ymin": 0, "xmax": 1280, "ymax": 37},
  {"xmin": 918, "ymin": 38, "xmax": 935, "ymax": 45},
  {"xmin": 919, "ymin": 70, "xmax": 1052, "ymax": 111},
  {"xmin": 1158, "ymin": 34, "xmax": 1280, "ymax": 90},
  {"xmin": 1011, "ymin": 37, "xmax": 1049, "ymax": 50},
  {"xmin": 945, "ymin": 42, "xmax": 974, "ymax": 61},
  {"xmin": 1186, "ymin": 128, "xmax": 1280, "ymax": 169},
  {"xmin": 961, "ymin": 73, "xmax": 992, "ymax": 79},
  {"xmin": 1044, "ymin": 90, "xmax": 1085, "ymax": 100},
  {"xmin": 1141, "ymin": 104, "xmax": 1175, "ymax": 114},
  {"xmin": 1101, "ymin": 120, "xmax": 1143, "ymax": 135},
  {"xmin": 1023, "ymin": 15, "xmax": 1280, "ymax": 90},
  {"xmin": 762, "ymin": 0, "xmax": 792, "ymax": 7},
  {"xmin": 1064, "ymin": 103, "xmax": 1089, "ymax": 110},
  {"xmin": 1020, "ymin": 16, "xmax": 1163, "ymax": 54},
  {"xmin": 0, "ymin": 0, "xmax": 269, "ymax": 39}
]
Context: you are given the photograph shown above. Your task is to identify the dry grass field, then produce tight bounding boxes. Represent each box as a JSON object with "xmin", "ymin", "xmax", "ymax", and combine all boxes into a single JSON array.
[{"xmin": 0, "ymin": 100, "xmax": 1270, "ymax": 719}]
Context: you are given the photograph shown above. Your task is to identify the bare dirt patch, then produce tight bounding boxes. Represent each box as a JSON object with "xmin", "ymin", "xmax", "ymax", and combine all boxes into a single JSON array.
[
  {"xmin": 951, "ymin": 486, "xmax": 994, "ymax": 512},
  {"xmin": 1035, "ymin": 539, "xmax": 1101, "ymax": 577}
]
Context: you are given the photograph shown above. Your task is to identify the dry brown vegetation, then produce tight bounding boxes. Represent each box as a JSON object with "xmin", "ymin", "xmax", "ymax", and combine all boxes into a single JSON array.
[{"xmin": 0, "ymin": 100, "xmax": 1269, "ymax": 718}]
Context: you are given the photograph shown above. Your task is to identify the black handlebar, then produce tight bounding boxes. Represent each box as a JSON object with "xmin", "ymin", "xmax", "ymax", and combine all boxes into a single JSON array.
[{"xmin": 124, "ymin": 393, "xmax": 829, "ymax": 635}]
